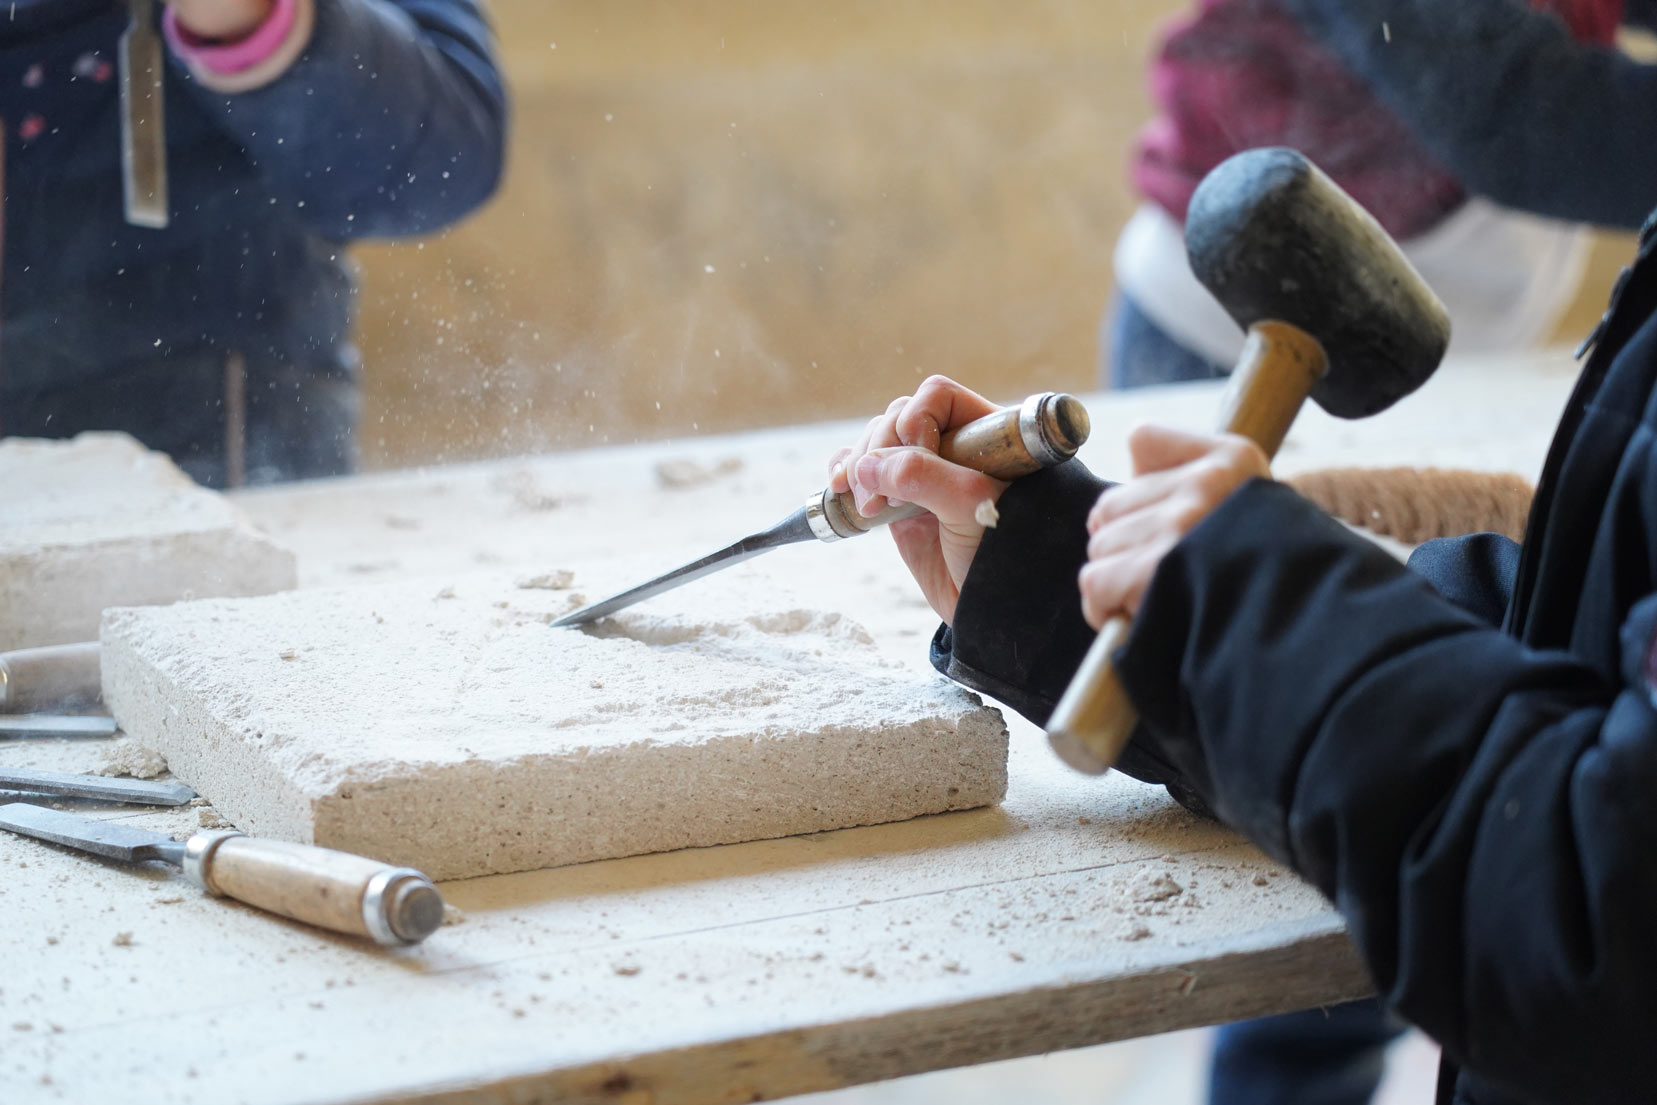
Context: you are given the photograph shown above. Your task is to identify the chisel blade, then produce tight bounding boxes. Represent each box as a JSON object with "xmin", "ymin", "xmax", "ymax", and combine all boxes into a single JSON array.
[
  {"xmin": 0, "ymin": 802, "xmax": 184, "ymax": 864},
  {"xmin": 551, "ymin": 504, "xmax": 819, "ymax": 627},
  {"xmin": 0, "ymin": 715, "xmax": 119, "ymax": 739},
  {"xmin": 120, "ymin": 0, "xmax": 169, "ymax": 229}
]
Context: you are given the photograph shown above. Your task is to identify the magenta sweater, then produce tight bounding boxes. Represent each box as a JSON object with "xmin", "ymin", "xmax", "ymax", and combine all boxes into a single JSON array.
[{"xmin": 1135, "ymin": 0, "xmax": 1623, "ymax": 239}]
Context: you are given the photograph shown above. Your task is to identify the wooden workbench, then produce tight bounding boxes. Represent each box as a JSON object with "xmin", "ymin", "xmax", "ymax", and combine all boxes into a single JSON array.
[{"xmin": 0, "ymin": 353, "xmax": 1578, "ymax": 1105}]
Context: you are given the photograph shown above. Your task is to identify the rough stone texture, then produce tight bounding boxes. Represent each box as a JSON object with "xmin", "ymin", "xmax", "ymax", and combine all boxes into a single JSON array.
[
  {"xmin": 101, "ymin": 571, "xmax": 1008, "ymax": 880},
  {"xmin": 0, "ymin": 433, "xmax": 297, "ymax": 650}
]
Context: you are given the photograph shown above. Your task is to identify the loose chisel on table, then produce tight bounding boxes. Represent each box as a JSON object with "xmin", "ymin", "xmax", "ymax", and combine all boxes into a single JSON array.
[
  {"xmin": 0, "ymin": 715, "xmax": 118, "ymax": 739},
  {"xmin": 0, "ymin": 803, "xmax": 445, "ymax": 946},
  {"xmin": 0, "ymin": 641, "xmax": 102, "ymax": 714},
  {"xmin": 0, "ymin": 767, "xmax": 194, "ymax": 806},
  {"xmin": 552, "ymin": 391, "xmax": 1091, "ymax": 627},
  {"xmin": 0, "ymin": 642, "xmax": 115, "ymax": 738}
]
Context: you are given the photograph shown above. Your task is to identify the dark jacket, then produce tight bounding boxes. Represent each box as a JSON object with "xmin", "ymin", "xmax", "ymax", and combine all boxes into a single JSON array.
[
  {"xmin": 934, "ymin": 227, "xmax": 1657, "ymax": 1103},
  {"xmin": 0, "ymin": 0, "xmax": 505, "ymax": 485},
  {"xmin": 1274, "ymin": 0, "xmax": 1657, "ymax": 230}
]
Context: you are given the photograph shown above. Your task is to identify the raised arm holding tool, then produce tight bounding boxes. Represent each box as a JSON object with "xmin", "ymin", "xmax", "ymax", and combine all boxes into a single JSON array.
[{"xmin": 1047, "ymin": 147, "xmax": 1450, "ymax": 774}]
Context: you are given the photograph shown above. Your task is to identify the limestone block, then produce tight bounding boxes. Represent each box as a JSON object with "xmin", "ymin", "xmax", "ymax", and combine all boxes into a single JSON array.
[
  {"xmin": 0, "ymin": 434, "xmax": 297, "ymax": 650},
  {"xmin": 101, "ymin": 572, "xmax": 1007, "ymax": 880}
]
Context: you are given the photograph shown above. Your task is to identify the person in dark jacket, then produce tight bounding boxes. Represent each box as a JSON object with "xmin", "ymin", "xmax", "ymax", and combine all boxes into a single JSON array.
[
  {"xmin": 1109, "ymin": 1, "xmax": 1657, "ymax": 1099},
  {"xmin": 0, "ymin": 0, "xmax": 506, "ymax": 487},
  {"xmin": 827, "ymin": 217, "xmax": 1657, "ymax": 1103}
]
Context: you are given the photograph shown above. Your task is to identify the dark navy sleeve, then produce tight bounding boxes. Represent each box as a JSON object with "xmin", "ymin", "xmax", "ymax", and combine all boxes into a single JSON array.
[
  {"xmin": 1113, "ymin": 478, "xmax": 1657, "ymax": 1102},
  {"xmin": 1406, "ymin": 531, "xmax": 1521, "ymax": 625},
  {"xmin": 175, "ymin": 0, "xmax": 507, "ymax": 239},
  {"xmin": 1272, "ymin": 0, "xmax": 1657, "ymax": 229}
]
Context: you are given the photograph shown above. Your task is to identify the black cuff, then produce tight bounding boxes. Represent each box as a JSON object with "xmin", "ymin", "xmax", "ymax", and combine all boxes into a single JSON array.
[
  {"xmin": 926, "ymin": 460, "xmax": 1215, "ymax": 818},
  {"xmin": 939, "ymin": 460, "xmax": 1105, "ymax": 725}
]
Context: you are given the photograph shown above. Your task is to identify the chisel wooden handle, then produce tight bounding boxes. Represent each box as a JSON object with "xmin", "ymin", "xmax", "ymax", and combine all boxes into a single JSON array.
[
  {"xmin": 183, "ymin": 833, "xmax": 445, "ymax": 946},
  {"xmin": 1047, "ymin": 322, "xmax": 1327, "ymax": 774},
  {"xmin": 0, "ymin": 642, "xmax": 102, "ymax": 713},
  {"xmin": 814, "ymin": 391, "xmax": 1092, "ymax": 539}
]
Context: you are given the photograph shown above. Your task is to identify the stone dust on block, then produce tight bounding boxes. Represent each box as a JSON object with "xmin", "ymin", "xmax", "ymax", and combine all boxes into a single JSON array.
[
  {"xmin": 490, "ymin": 468, "xmax": 566, "ymax": 512},
  {"xmin": 197, "ymin": 807, "xmax": 233, "ymax": 830},
  {"xmin": 1128, "ymin": 867, "xmax": 1184, "ymax": 904},
  {"xmin": 515, "ymin": 570, "xmax": 574, "ymax": 591},
  {"xmin": 654, "ymin": 456, "xmax": 743, "ymax": 489},
  {"xmin": 96, "ymin": 740, "xmax": 169, "ymax": 780}
]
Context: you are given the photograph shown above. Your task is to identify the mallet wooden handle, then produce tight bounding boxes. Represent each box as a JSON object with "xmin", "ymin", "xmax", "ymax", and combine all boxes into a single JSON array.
[
  {"xmin": 815, "ymin": 392, "xmax": 1092, "ymax": 539},
  {"xmin": 183, "ymin": 833, "xmax": 445, "ymax": 946},
  {"xmin": 1047, "ymin": 321, "xmax": 1328, "ymax": 774},
  {"xmin": 0, "ymin": 641, "xmax": 102, "ymax": 713}
]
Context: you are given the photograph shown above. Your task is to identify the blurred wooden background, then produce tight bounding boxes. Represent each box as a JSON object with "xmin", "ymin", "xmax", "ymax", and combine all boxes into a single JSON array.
[{"xmin": 348, "ymin": 0, "xmax": 1634, "ymax": 471}]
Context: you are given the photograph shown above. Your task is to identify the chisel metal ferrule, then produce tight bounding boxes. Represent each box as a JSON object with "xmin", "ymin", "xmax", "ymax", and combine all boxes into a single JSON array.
[
  {"xmin": 363, "ymin": 867, "xmax": 445, "ymax": 947},
  {"xmin": 185, "ymin": 834, "xmax": 245, "ymax": 894},
  {"xmin": 1019, "ymin": 392, "xmax": 1074, "ymax": 467},
  {"xmin": 182, "ymin": 830, "xmax": 242, "ymax": 894},
  {"xmin": 805, "ymin": 489, "xmax": 857, "ymax": 542}
]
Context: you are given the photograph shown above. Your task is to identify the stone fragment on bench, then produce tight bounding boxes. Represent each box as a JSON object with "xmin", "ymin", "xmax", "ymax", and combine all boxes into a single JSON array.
[{"xmin": 1, "ymin": 433, "xmax": 296, "ymax": 650}]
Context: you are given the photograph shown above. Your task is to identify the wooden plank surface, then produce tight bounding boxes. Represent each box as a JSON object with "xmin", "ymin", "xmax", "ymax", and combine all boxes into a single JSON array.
[{"xmin": 0, "ymin": 354, "xmax": 1578, "ymax": 1104}]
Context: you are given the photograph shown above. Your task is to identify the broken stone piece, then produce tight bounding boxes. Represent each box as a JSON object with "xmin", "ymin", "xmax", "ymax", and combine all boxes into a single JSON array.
[
  {"xmin": 96, "ymin": 741, "xmax": 169, "ymax": 781},
  {"xmin": 0, "ymin": 433, "xmax": 295, "ymax": 650}
]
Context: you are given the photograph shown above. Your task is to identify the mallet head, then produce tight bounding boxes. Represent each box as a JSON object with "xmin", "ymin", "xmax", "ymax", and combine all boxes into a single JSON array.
[{"xmin": 1185, "ymin": 147, "xmax": 1452, "ymax": 418}]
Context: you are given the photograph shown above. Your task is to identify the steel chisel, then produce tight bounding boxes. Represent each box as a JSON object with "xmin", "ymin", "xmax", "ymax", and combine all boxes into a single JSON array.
[
  {"xmin": 0, "ymin": 767, "xmax": 194, "ymax": 806},
  {"xmin": 0, "ymin": 803, "xmax": 445, "ymax": 946}
]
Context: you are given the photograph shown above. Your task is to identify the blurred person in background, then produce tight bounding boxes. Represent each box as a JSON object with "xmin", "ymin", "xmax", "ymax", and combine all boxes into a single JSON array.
[
  {"xmin": 1108, "ymin": 0, "xmax": 1651, "ymax": 391},
  {"xmin": 0, "ymin": 0, "xmax": 506, "ymax": 487}
]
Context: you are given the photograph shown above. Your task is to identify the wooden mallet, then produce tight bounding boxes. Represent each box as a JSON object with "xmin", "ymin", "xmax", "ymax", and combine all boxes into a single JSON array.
[{"xmin": 1047, "ymin": 147, "xmax": 1452, "ymax": 774}]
